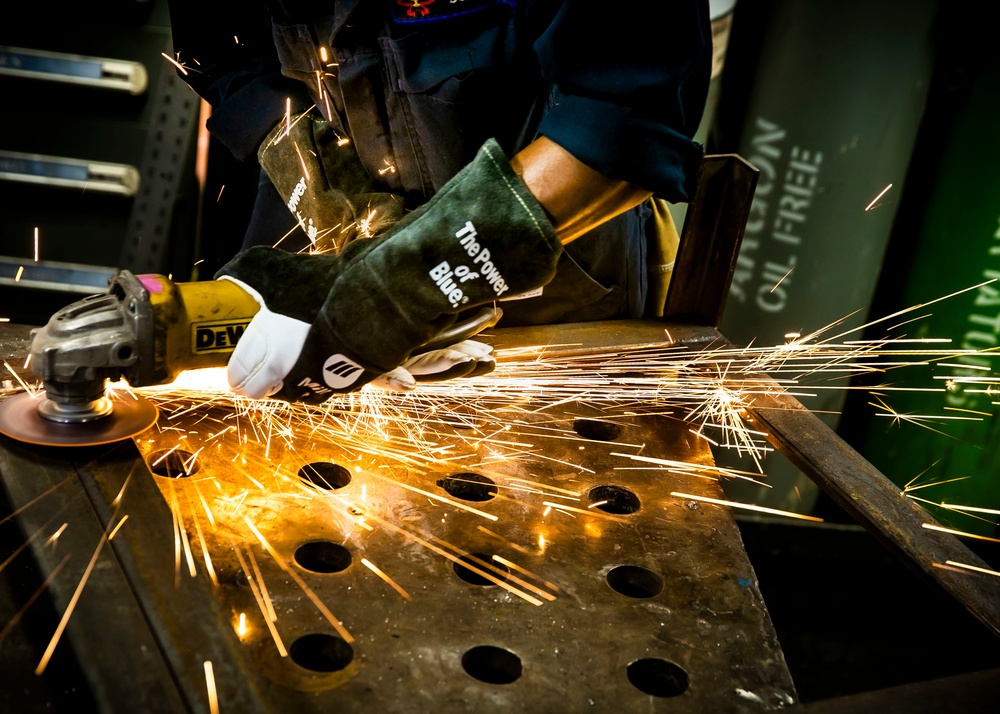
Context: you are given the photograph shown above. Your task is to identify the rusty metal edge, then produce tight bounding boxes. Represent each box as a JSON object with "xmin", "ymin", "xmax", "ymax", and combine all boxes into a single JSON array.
[
  {"xmin": 663, "ymin": 154, "xmax": 760, "ymax": 326},
  {"xmin": 746, "ymin": 379, "xmax": 1000, "ymax": 638}
]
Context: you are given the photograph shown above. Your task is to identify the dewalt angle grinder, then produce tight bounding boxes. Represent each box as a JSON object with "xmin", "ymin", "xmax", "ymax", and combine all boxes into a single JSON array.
[{"xmin": 0, "ymin": 271, "xmax": 499, "ymax": 447}]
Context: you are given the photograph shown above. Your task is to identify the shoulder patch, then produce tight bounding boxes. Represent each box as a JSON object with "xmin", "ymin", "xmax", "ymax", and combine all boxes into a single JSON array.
[{"xmin": 392, "ymin": 0, "xmax": 515, "ymax": 24}]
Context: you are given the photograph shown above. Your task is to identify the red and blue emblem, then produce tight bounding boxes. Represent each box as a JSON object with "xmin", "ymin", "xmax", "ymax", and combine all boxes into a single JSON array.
[{"xmin": 392, "ymin": 0, "xmax": 515, "ymax": 24}]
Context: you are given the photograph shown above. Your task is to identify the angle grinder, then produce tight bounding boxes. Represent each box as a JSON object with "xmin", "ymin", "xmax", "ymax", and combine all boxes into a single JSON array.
[
  {"xmin": 0, "ymin": 272, "xmax": 259, "ymax": 446},
  {"xmin": 0, "ymin": 271, "xmax": 500, "ymax": 447}
]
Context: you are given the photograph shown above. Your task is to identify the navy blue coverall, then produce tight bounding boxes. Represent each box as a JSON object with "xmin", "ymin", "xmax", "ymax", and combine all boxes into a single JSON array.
[{"xmin": 166, "ymin": 0, "xmax": 712, "ymax": 325}]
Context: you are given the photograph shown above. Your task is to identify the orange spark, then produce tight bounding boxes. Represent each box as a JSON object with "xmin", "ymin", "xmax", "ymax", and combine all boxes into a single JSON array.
[
  {"xmin": 922, "ymin": 523, "xmax": 1000, "ymax": 543},
  {"xmin": 361, "ymin": 558, "xmax": 412, "ymax": 600},
  {"xmin": 243, "ymin": 517, "xmax": 354, "ymax": 642},
  {"xmin": 161, "ymin": 52, "xmax": 188, "ymax": 76},
  {"xmin": 944, "ymin": 560, "xmax": 1000, "ymax": 577},
  {"xmin": 0, "ymin": 555, "xmax": 71, "ymax": 648},
  {"xmin": 865, "ymin": 183, "xmax": 892, "ymax": 211},
  {"xmin": 108, "ymin": 515, "xmax": 129, "ymax": 541},
  {"xmin": 671, "ymin": 492, "xmax": 824, "ymax": 522},
  {"xmin": 37, "ymin": 469, "xmax": 134, "ymax": 674},
  {"xmin": 204, "ymin": 661, "xmax": 220, "ymax": 714},
  {"xmin": 293, "ymin": 141, "xmax": 310, "ymax": 181},
  {"xmin": 769, "ymin": 265, "xmax": 794, "ymax": 293}
]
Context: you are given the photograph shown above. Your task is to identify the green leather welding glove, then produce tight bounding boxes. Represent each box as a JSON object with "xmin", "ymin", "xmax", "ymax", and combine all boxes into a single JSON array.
[
  {"xmin": 219, "ymin": 138, "xmax": 562, "ymax": 403},
  {"xmin": 259, "ymin": 110, "xmax": 404, "ymax": 251}
]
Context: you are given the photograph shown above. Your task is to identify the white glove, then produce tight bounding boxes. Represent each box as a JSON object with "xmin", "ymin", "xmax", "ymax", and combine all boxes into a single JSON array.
[
  {"xmin": 370, "ymin": 340, "xmax": 496, "ymax": 392},
  {"xmin": 221, "ymin": 277, "xmax": 310, "ymax": 399}
]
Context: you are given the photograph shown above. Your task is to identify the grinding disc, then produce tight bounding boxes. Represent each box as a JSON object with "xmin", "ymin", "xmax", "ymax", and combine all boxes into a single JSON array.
[{"xmin": 0, "ymin": 392, "xmax": 158, "ymax": 447}]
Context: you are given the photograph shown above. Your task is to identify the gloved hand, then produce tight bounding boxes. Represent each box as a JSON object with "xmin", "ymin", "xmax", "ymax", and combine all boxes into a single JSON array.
[
  {"xmin": 371, "ymin": 340, "xmax": 496, "ymax": 392},
  {"xmin": 259, "ymin": 110, "xmax": 404, "ymax": 251},
  {"xmin": 218, "ymin": 239, "xmax": 377, "ymax": 399},
  {"xmin": 218, "ymin": 138, "xmax": 562, "ymax": 403}
]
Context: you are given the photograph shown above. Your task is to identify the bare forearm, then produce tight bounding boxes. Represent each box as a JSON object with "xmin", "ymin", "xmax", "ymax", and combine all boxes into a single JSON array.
[{"xmin": 510, "ymin": 136, "xmax": 652, "ymax": 244}]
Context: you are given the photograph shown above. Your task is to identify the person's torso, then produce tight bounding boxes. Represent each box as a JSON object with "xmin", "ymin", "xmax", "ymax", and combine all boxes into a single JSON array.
[
  {"xmin": 261, "ymin": 0, "xmax": 650, "ymax": 323},
  {"xmin": 268, "ymin": 0, "xmax": 549, "ymax": 206}
]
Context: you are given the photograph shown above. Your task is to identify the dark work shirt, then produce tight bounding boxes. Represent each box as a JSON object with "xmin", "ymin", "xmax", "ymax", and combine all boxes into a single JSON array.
[
  {"xmin": 167, "ymin": 0, "xmax": 711, "ymax": 201},
  {"xmin": 166, "ymin": 0, "xmax": 711, "ymax": 324}
]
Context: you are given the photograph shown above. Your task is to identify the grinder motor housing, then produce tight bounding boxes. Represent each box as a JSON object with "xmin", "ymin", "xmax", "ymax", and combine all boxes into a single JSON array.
[{"xmin": 28, "ymin": 272, "xmax": 259, "ymax": 419}]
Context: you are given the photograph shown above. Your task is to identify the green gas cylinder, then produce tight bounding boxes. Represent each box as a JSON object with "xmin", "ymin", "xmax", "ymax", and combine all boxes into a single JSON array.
[
  {"xmin": 859, "ymin": 60, "xmax": 1000, "ymax": 537},
  {"xmin": 714, "ymin": 0, "xmax": 936, "ymax": 512}
]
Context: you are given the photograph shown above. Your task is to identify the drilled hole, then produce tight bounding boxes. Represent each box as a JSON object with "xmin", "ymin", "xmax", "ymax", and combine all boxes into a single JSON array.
[
  {"xmin": 437, "ymin": 472, "xmax": 497, "ymax": 502},
  {"xmin": 298, "ymin": 462, "xmax": 351, "ymax": 490},
  {"xmin": 289, "ymin": 633, "xmax": 353, "ymax": 673},
  {"xmin": 461, "ymin": 645, "xmax": 522, "ymax": 685},
  {"xmin": 588, "ymin": 485, "xmax": 640, "ymax": 514},
  {"xmin": 573, "ymin": 418, "xmax": 622, "ymax": 441},
  {"xmin": 147, "ymin": 449, "xmax": 199, "ymax": 478},
  {"xmin": 453, "ymin": 553, "xmax": 509, "ymax": 586},
  {"xmin": 294, "ymin": 541, "xmax": 352, "ymax": 573},
  {"xmin": 607, "ymin": 565, "xmax": 663, "ymax": 599},
  {"xmin": 627, "ymin": 658, "xmax": 689, "ymax": 697}
]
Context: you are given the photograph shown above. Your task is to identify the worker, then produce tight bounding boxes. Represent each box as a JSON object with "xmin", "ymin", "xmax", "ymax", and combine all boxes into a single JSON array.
[{"xmin": 166, "ymin": 1, "xmax": 711, "ymax": 401}]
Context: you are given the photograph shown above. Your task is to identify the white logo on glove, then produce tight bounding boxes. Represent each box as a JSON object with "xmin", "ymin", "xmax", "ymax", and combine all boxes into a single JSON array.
[
  {"xmin": 455, "ymin": 221, "xmax": 509, "ymax": 297},
  {"xmin": 297, "ymin": 377, "xmax": 332, "ymax": 397},
  {"xmin": 288, "ymin": 176, "xmax": 307, "ymax": 213},
  {"xmin": 429, "ymin": 262, "xmax": 469, "ymax": 307},
  {"xmin": 322, "ymin": 353, "xmax": 365, "ymax": 389}
]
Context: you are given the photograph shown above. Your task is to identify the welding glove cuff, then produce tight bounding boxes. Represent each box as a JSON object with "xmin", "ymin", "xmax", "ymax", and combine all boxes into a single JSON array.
[
  {"xmin": 259, "ymin": 111, "xmax": 404, "ymax": 248},
  {"xmin": 273, "ymin": 138, "xmax": 562, "ymax": 402}
]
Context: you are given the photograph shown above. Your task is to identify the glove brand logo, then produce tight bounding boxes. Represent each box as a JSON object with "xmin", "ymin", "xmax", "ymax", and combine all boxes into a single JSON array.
[
  {"xmin": 287, "ymin": 176, "xmax": 307, "ymax": 213},
  {"xmin": 297, "ymin": 377, "xmax": 333, "ymax": 397},
  {"xmin": 322, "ymin": 353, "xmax": 365, "ymax": 389},
  {"xmin": 429, "ymin": 262, "xmax": 471, "ymax": 307},
  {"xmin": 455, "ymin": 221, "xmax": 509, "ymax": 297}
]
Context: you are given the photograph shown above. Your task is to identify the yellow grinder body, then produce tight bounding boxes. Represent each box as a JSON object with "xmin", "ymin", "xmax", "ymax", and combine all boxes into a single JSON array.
[{"xmin": 143, "ymin": 275, "xmax": 260, "ymax": 383}]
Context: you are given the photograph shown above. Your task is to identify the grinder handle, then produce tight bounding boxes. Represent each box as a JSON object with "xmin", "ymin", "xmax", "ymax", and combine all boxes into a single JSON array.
[{"xmin": 167, "ymin": 280, "xmax": 499, "ymax": 375}]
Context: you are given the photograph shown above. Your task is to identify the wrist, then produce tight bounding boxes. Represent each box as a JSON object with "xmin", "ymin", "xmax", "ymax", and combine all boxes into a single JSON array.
[{"xmin": 510, "ymin": 136, "xmax": 652, "ymax": 244}]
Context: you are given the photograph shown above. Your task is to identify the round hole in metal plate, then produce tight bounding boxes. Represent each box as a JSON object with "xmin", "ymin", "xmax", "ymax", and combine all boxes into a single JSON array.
[
  {"xmin": 573, "ymin": 418, "xmax": 622, "ymax": 441},
  {"xmin": 437, "ymin": 472, "xmax": 497, "ymax": 502},
  {"xmin": 289, "ymin": 633, "xmax": 354, "ymax": 673},
  {"xmin": 294, "ymin": 541, "xmax": 352, "ymax": 574},
  {"xmin": 453, "ymin": 553, "xmax": 509, "ymax": 586},
  {"xmin": 626, "ymin": 658, "xmax": 689, "ymax": 697},
  {"xmin": 588, "ymin": 484, "xmax": 640, "ymax": 514},
  {"xmin": 607, "ymin": 565, "xmax": 664, "ymax": 599},
  {"xmin": 462, "ymin": 645, "xmax": 522, "ymax": 685},
  {"xmin": 147, "ymin": 449, "xmax": 199, "ymax": 478},
  {"xmin": 298, "ymin": 462, "xmax": 351, "ymax": 490}
]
